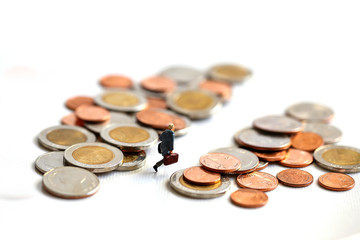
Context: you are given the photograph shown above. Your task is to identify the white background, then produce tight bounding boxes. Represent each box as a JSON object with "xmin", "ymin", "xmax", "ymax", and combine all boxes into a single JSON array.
[{"xmin": 1, "ymin": 1, "xmax": 360, "ymax": 240}]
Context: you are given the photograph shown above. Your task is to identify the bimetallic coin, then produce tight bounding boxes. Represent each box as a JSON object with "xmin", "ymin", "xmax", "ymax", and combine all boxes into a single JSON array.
[
  {"xmin": 35, "ymin": 151, "xmax": 65, "ymax": 174},
  {"xmin": 38, "ymin": 125, "xmax": 96, "ymax": 151},
  {"xmin": 230, "ymin": 189, "xmax": 268, "ymax": 208},
  {"xmin": 167, "ymin": 89, "xmax": 222, "ymax": 119},
  {"xmin": 291, "ymin": 132, "xmax": 324, "ymax": 152},
  {"xmin": 314, "ymin": 145, "xmax": 360, "ymax": 173},
  {"xmin": 279, "ymin": 148, "xmax": 313, "ymax": 168},
  {"xmin": 94, "ymin": 90, "xmax": 147, "ymax": 112},
  {"xmin": 285, "ymin": 102, "xmax": 334, "ymax": 123},
  {"xmin": 159, "ymin": 65, "xmax": 204, "ymax": 88},
  {"xmin": 183, "ymin": 166, "xmax": 221, "ymax": 186},
  {"xmin": 207, "ymin": 63, "xmax": 252, "ymax": 84},
  {"xmin": 169, "ymin": 169, "xmax": 230, "ymax": 199},
  {"xmin": 100, "ymin": 123, "xmax": 158, "ymax": 151},
  {"xmin": 253, "ymin": 115, "xmax": 303, "ymax": 134},
  {"xmin": 276, "ymin": 169, "xmax": 313, "ymax": 188},
  {"xmin": 117, "ymin": 151, "xmax": 146, "ymax": 171},
  {"xmin": 199, "ymin": 152, "xmax": 241, "ymax": 173},
  {"xmin": 84, "ymin": 112, "xmax": 135, "ymax": 134},
  {"xmin": 236, "ymin": 172, "xmax": 278, "ymax": 192},
  {"xmin": 318, "ymin": 173, "xmax": 355, "ymax": 191},
  {"xmin": 302, "ymin": 122, "xmax": 342, "ymax": 144},
  {"xmin": 64, "ymin": 142, "xmax": 124, "ymax": 173},
  {"xmin": 43, "ymin": 166, "xmax": 99, "ymax": 199},
  {"xmin": 234, "ymin": 128, "xmax": 291, "ymax": 151}
]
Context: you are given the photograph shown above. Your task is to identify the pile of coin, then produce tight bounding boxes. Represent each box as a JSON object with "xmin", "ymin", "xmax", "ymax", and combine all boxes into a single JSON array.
[
  {"xmin": 170, "ymin": 102, "xmax": 359, "ymax": 208},
  {"xmin": 35, "ymin": 63, "xmax": 252, "ymax": 199}
]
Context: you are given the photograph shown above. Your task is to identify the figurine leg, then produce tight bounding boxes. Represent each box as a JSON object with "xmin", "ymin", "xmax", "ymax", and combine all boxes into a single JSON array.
[{"xmin": 153, "ymin": 159, "xmax": 164, "ymax": 172}]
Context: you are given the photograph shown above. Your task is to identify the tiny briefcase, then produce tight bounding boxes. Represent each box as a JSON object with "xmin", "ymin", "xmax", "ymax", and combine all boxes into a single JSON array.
[{"xmin": 164, "ymin": 153, "xmax": 178, "ymax": 166}]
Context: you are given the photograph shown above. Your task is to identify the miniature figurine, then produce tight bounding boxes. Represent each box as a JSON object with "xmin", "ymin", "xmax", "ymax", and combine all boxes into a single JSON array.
[{"xmin": 153, "ymin": 123, "xmax": 178, "ymax": 172}]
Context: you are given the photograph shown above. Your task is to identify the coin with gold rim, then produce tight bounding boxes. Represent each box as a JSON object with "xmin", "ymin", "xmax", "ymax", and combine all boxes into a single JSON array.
[
  {"xmin": 64, "ymin": 142, "xmax": 123, "ymax": 173},
  {"xmin": 207, "ymin": 63, "xmax": 252, "ymax": 84},
  {"xmin": 117, "ymin": 151, "xmax": 147, "ymax": 171},
  {"xmin": 94, "ymin": 90, "xmax": 147, "ymax": 112}
]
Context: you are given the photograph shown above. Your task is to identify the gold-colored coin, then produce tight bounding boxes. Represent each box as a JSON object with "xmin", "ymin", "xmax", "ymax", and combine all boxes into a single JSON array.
[
  {"xmin": 179, "ymin": 175, "xmax": 221, "ymax": 191},
  {"xmin": 322, "ymin": 149, "xmax": 360, "ymax": 166},
  {"xmin": 102, "ymin": 92, "xmax": 139, "ymax": 107},
  {"xmin": 175, "ymin": 91, "xmax": 214, "ymax": 110},
  {"xmin": 109, "ymin": 126, "xmax": 150, "ymax": 143},
  {"xmin": 213, "ymin": 65, "xmax": 250, "ymax": 78},
  {"xmin": 72, "ymin": 146, "xmax": 114, "ymax": 165},
  {"xmin": 123, "ymin": 154, "xmax": 139, "ymax": 163},
  {"xmin": 47, "ymin": 129, "xmax": 87, "ymax": 146}
]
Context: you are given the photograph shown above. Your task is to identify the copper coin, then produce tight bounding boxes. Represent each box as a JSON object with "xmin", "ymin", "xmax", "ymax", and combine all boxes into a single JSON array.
[
  {"xmin": 236, "ymin": 172, "xmax": 278, "ymax": 192},
  {"xmin": 279, "ymin": 148, "xmax": 313, "ymax": 168},
  {"xmin": 75, "ymin": 105, "xmax": 110, "ymax": 122},
  {"xmin": 277, "ymin": 169, "xmax": 313, "ymax": 187},
  {"xmin": 199, "ymin": 152, "xmax": 241, "ymax": 173},
  {"xmin": 230, "ymin": 189, "xmax": 268, "ymax": 208},
  {"xmin": 146, "ymin": 97, "xmax": 167, "ymax": 109},
  {"xmin": 65, "ymin": 96, "xmax": 94, "ymax": 110},
  {"xmin": 291, "ymin": 132, "xmax": 324, "ymax": 152},
  {"xmin": 136, "ymin": 109, "xmax": 186, "ymax": 130},
  {"xmin": 140, "ymin": 76, "xmax": 176, "ymax": 93},
  {"xmin": 199, "ymin": 80, "xmax": 232, "ymax": 101},
  {"xmin": 99, "ymin": 74, "xmax": 133, "ymax": 89},
  {"xmin": 183, "ymin": 166, "xmax": 221, "ymax": 186},
  {"xmin": 252, "ymin": 150, "xmax": 287, "ymax": 162},
  {"xmin": 61, "ymin": 113, "xmax": 84, "ymax": 127},
  {"xmin": 318, "ymin": 173, "xmax": 355, "ymax": 191}
]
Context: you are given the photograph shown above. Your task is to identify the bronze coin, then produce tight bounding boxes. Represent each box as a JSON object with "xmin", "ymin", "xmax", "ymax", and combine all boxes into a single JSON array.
[
  {"xmin": 279, "ymin": 148, "xmax": 313, "ymax": 168},
  {"xmin": 75, "ymin": 105, "xmax": 110, "ymax": 122},
  {"xmin": 236, "ymin": 172, "xmax": 278, "ymax": 192},
  {"xmin": 230, "ymin": 189, "xmax": 268, "ymax": 208},
  {"xmin": 140, "ymin": 76, "xmax": 176, "ymax": 93},
  {"xmin": 318, "ymin": 173, "xmax": 355, "ymax": 191},
  {"xmin": 291, "ymin": 132, "xmax": 324, "ymax": 152},
  {"xmin": 199, "ymin": 80, "xmax": 232, "ymax": 101},
  {"xmin": 65, "ymin": 96, "xmax": 94, "ymax": 111},
  {"xmin": 199, "ymin": 152, "xmax": 241, "ymax": 173},
  {"xmin": 61, "ymin": 113, "xmax": 84, "ymax": 127},
  {"xmin": 146, "ymin": 97, "xmax": 167, "ymax": 109},
  {"xmin": 277, "ymin": 169, "xmax": 313, "ymax": 187},
  {"xmin": 183, "ymin": 166, "xmax": 221, "ymax": 186},
  {"xmin": 252, "ymin": 150, "xmax": 287, "ymax": 162},
  {"xmin": 136, "ymin": 109, "xmax": 186, "ymax": 130},
  {"xmin": 99, "ymin": 74, "xmax": 133, "ymax": 89}
]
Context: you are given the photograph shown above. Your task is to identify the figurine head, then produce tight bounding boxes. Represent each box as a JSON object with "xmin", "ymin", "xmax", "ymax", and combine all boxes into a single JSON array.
[{"xmin": 168, "ymin": 123, "xmax": 174, "ymax": 131}]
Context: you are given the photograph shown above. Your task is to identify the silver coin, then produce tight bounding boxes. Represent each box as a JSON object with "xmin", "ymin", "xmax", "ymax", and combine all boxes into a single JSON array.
[
  {"xmin": 64, "ymin": 142, "xmax": 124, "ymax": 173},
  {"xmin": 256, "ymin": 160, "xmax": 269, "ymax": 171},
  {"xmin": 159, "ymin": 65, "xmax": 204, "ymax": 88},
  {"xmin": 314, "ymin": 145, "xmax": 360, "ymax": 173},
  {"xmin": 302, "ymin": 122, "xmax": 342, "ymax": 144},
  {"xmin": 100, "ymin": 123, "xmax": 158, "ymax": 151},
  {"xmin": 253, "ymin": 115, "xmax": 303, "ymax": 134},
  {"xmin": 285, "ymin": 102, "xmax": 334, "ymax": 123},
  {"xmin": 117, "ymin": 151, "xmax": 146, "ymax": 171},
  {"xmin": 38, "ymin": 125, "xmax": 96, "ymax": 151},
  {"xmin": 207, "ymin": 63, "xmax": 252, "ymax": 84},
  {"xmin": 94, "ymin": 90, "xmax": 148, "ymax": 112},
  {"xmin": 84, "ymin": 111, "xmax": 135, "ymax": 134},
  {"xmin": 42, "ymin": 166, "xmax": 100, "ymax": 199},
  {"xmin": 234, "ymin": 127, "xmax": 291, "ymax": 151},
  {"xmin": 210, "ymin": 147, "xmax": 259, "ymax": 174},
  {"xmin": 35, "ymin": 151, "xmax": 65, "ymax": 174},
  {"xmin": 169, "ymin": 168, "xmax": 231, "ymax": 199},
  {"xmin": 166, "ymin": 89, "xmax": 222, "ymax": 119}
]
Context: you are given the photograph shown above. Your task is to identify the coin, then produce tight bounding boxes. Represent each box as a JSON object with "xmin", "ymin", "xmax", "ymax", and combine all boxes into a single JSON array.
[
  {"xmin": 35, "ymin": 151, "xmax": 65, "ymax": 174},
  {"xmin": 140, "ymin": 75, "xmax": 176, "ymax": 93},
  {"xmin": 42, "ymin": 166, "xmax": 99, "ymax": 199},
  {"xmin": 302, "ymin": 122, "xmax": 342, "ymax": 144},
  {"xmin": 234, "ymin": 128, "xmax": 291, "ymax": 151},
  {"xmin": 64, "ymin": 142, "xmax": 123, "ymax": 173},
  {"xmin": 38, "ymin": 125, "xmax": 96, "ymax": 151},
  {"xmin": 291, "ymin": 132, "xmax": 324, "ymax": 152},
  {"xmin": 84, "ymin": 111, "xmax": 135, "ymax": 134},
  {"xmin": 253, "ymin": 115, "xmax": 303, "ymax": 134},
  {"xmin": 279, "ymin": 148, "xmax": 313, "ymax": 168},
  {"xmin": 207, "ymin": 63, "xmax": 252, "ymax": 84},
  {"xmin": 65, "ymin": 96, "xmax": 94, "ymax": 110},
  {"xmin": 236, "ymin": 172, "xmax": 278, "ymax": 192},
  {"xmin": 318, "ymin": 173, "xmax": 355, "ymax": 191},
  {"xmin": 167, "ymin": 89, "xmax": 222, "ymax": 119},
  {"xmin": 276, "ymin": 169, "xmax": 313, "ymax": 187},
  {"xmin": 255, "ymin": 160, "xmax": 269, "ymax": 171},
  {"xmin": 94, "ymin": 90, "xmax": 148, "ymax": 112},
  {"xmin": 61, "ymin": 113, "xmax": 84, "ymax": 127},
  {"xmin": 117, "ymin": 151, "xmax": 146, "ymax": 171},
  {"xmin": 285, "ymin": 102, "xmax": 334, "ymax": 123},
  {"xmin": 313, "ymin": 145, "xmax": 360, "ymax": 173},
  {"xmin": 252, "ymin": 150, "xmax": 287, "ymax": 162},
  {"xmin": 159, "ymin": 65, "xmax": 204, "ymax": 88},
  {"xmin": 183, "ymin": 166, "xmax": 221, "ymax": 185},
  {"xmin": 199, "ymin": 152, "xmax": 241, "ymax": 173},
  {"xmin": 230, "ymin": 189, "xmax": 268, "ymax": 208},
  {"xmin": 100, "ymin": 123, "xmax": 158, "ymax": 151},
  {"xmin": 75, "ymin": 105, "xmax": 110, "ymax": 122},
  {"xmin": 99, "ymin": 74, "xmax": 133, "ymax": 89},
  {"xmin": 145, "ymin": 97, "xmax": 167, "ymax": 109},
  {"xmin": 169, "ymin": 168, "xmax": 230, "ymax": 199},
  {"xmin": 210, "ymin": 147, "xmax": 259, "ymax": 174},
  {"xmin": 199, "ymin": 80, "xmax": 232, "ymax": 101}
]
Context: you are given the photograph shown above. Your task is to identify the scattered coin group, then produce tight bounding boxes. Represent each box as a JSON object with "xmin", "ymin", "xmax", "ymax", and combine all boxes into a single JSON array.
[{"xmin": 35, "ymin": 63, "xmax": 251, "ymax": 199}]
